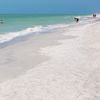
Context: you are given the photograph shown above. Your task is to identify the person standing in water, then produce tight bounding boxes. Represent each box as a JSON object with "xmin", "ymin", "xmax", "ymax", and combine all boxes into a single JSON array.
[{"xmin": 74, "ymin": 17, "xmax": 79, "ymax": 23}]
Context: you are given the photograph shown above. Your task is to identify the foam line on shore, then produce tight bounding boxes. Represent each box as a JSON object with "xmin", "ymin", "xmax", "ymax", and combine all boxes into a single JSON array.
[{"xmin": 0, "ymin": 24, "xmax": 69, "ymax": 43}]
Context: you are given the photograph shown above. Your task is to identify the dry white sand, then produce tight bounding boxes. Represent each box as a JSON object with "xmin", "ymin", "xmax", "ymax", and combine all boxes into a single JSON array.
[{"xmin": 0, "ymin": 22, "xmax": 100, "ymax": 100}]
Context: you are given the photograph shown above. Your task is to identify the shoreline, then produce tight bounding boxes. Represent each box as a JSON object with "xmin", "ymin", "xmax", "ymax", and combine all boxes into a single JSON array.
[
  {"xmin": 0, "ymin": 21, "xmax": 100, "ymax": 99},
  {"xmin": 0, "ymin": 25, "xmax": 72, "ymax": 82},
  {"xmin": 0, "ymin": 21, "xmax": 98, "ymax": 82}
]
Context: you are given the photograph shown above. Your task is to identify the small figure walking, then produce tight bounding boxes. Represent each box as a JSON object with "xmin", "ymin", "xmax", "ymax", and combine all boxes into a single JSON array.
[{"xmin": 93, "ymin": 14, "xmax": 96, "ymax": 18}]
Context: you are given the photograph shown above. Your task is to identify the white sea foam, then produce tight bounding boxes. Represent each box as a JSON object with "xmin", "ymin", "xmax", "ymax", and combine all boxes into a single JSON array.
[{"xmin": 0, "ymin": 24, "xmax": 69, "ymax": 43}]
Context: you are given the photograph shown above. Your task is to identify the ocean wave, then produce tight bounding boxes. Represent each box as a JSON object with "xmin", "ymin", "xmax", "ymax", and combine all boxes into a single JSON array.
[{"xmin": 0, "ymin": 24, "xmax": 68, "ymax": 43}]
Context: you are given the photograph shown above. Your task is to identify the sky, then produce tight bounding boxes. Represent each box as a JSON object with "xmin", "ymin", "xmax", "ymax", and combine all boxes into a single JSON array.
[{"xmin": 0, "ymin": 0, "xmax": 100, "ymax": 14}]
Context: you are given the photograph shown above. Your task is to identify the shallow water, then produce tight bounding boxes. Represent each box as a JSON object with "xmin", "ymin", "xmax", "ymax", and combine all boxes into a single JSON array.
[{"xmin": 0, "ymin": 14, "xmax": 75, "ymax": 43}]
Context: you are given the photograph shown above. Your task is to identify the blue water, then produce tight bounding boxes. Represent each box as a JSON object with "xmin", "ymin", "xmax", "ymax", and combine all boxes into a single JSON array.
[
  {"xmin": 0, "ymin": 14, "xmax": 75, "ymax": 33},
  {"xmin": 0, "ymin": 14, "xmax": 75, "ymax": 43}
]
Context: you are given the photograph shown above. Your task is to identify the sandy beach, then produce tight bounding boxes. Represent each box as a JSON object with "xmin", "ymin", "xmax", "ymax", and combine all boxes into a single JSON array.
[{"xmin": 0, "ymin": 21, "xmax": 100, "ymax": 100}]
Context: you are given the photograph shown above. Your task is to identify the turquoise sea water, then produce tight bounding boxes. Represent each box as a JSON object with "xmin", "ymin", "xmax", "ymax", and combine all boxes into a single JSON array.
[
  {"xmin": 0, "ymin": 14, "xmax": 75, "ymax": 43},
  {"xmin": 0, "ymin": 14, "xmax": 74, "ymax": 33}
]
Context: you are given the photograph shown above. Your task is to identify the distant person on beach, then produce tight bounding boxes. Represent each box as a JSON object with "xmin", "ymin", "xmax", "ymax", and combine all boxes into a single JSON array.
[
  {"xmin": 93, "ymin": 14, "xmax": 96, "ymax": 18},
  {"xmin": 74, "ymin": 17, "xmax": 79, "ymax": 23},
  {"xmin": 0, "ymin": 19, "xmax": 4, "ymax": 24}
]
